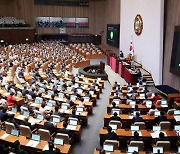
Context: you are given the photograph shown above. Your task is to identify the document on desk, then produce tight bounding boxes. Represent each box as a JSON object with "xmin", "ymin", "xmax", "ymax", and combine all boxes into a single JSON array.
[
  {"xmin": 0, "ymin": 133, "xmax": 9, "ymax": 139},
  {"xmin": 43, "ymin": 144, "xmax": 49, "ymax": 151},
  {"xmin": 26, "ymin": 140, "xmax": 39, "ymax": 147},
  {"xmin": 151, "ymin": 131, "xmax": 167, "ymax": 138},
  {"xmin": 67, "ymin": 125, "xmax": 77, "ymax": 130},
  {"xmin": 174, "ymin": 115, "xmax": 180, "ymax": 122},
  {"xmin": 30, "ymin": 103, "xmax": 38, "ymax": 107},
  {"xmin": 28, "ymin": 118, "xmax": 36, "ymax": 125},
  {"xmin": 16, "ymin": 115, "xmax": 25, "ymax": 120}
]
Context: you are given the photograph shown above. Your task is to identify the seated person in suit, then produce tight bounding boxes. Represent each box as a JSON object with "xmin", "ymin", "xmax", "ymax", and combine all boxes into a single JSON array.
[
  {"xmin": 57, "ymin": 122, "xmax": 73, "ymax": 139},
  {"xmin": 7, "ymin": 114, "xmax": 19, "ymax": 129},
  {"xmin": 52, "ymin": 105, "xmax": 60, "ymax": 116},
  {"xmin": 52, "ymin": 85, "xmax": 58, "ymax": 95},
  {"xmin": 155, "ymin": 111, "xmax": 168, "ymax": 124},
  {"xmin": 110, "ymin": 112, "xmax": 121, "ymax": 121},
  {"xmin": 131, "ymin": 104, "xmax": 140, "ymax": 114},
  {"xmin": 28, "ymin": 88, "xmax": 37, "ymax": 99},
  {"xmin": 44, "ymin": 115, "xmax": 57, "ymax": 134},
  {"xmin": 0, "ymin": 107, "xmax": 8, "ymax": 122},
  {"xmin": 148, "ymin": 104, "xmax": 159, "ymax": 115},
  {"xmin": 132, "ymin": 112, "xmax": 143, "ymax": 123},
  {"xmin": 128, "ymin": 131, "xmax": 142, "ymax": 144},
  {"xmin": 21, "ymin": 86, "xmax": 29, "ymax": 96},
  {"xmin": 113, "ymin": 93, "xmax": 119, "ymax": 99},
  {"xmin": 10, "ymin": 140, "xmax": 28, "ymax": 154},
  {"xmin": 152, "ymin": 93, "xmax": 161, "ymax": 104},
  {"xmin": 69, "ymin": 109, "xmax": 79, "ymax": 120},
  {"xmin": 42, "ymin": 141, "xmax": 61, "ymax": 154},
  {"xmin": 21, "ymin": 117, "xmax": 33, "ymax": 130},
  {"xmin": 153, "ymin": 132, "xmax": 169, "ymax": 145},
  {"xmin": 110, "ymin": 102, "xmax": 119, "ymax": 110},
  {"xmin": 65, "ymin": 95, "xmax": 73, "ymax": 106},
  {"xmin": 104, "ymin": 126, "xmax": 118, "ymax": 141}
]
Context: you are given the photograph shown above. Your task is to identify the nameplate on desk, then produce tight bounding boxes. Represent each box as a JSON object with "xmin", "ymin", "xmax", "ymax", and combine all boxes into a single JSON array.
[
  {"xmin": 26, "ymin": 140, "xmax": 39, "ymax": 147},
  {"xmin": 67, "ymin": 125, "xmax": 77, "ymax": 130},
  {"xmin": 0, "ymin": 133, "xmax": 9, "ymax": 139}
]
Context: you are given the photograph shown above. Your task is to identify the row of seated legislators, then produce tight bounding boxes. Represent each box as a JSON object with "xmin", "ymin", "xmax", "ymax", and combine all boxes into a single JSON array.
[
  {"xmin": 0, "ymin": 41, "xmax": 104, "ymax": 153},
  {"xmin": 94, "ymin": 81, "xmax": 180, "ymax": 154},
  {"xmin": 0, "ymin": 16, "xmax": 27, "ymax": 27}
]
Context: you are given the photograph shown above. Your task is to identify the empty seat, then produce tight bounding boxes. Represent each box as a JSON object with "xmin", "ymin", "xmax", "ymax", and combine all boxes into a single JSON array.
[
  {"xmin": 38, "ymin": 128, "xmax": 51, "ymax": 141},
  {"xmin": 156, "ymin": 141, "xmax": 170, "ymax": 151},
  {"xmin": 159, "ymin": 121, "xmax": 171, "ymax": 130},
  {"xmin": 19, "ymin": 125, "xmax": 32, "ymax": 138}
]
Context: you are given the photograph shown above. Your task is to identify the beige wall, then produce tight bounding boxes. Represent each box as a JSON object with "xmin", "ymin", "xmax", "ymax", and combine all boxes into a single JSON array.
[{"xmin": 163, "ymin": 0, "xmax": 180, "ymax": 91}]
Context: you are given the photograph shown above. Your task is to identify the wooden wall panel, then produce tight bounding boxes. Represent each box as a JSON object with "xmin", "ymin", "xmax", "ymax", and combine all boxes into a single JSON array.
[{"xmin": 163, "ymin": 0, "xmax": 180, "ymax": 91}]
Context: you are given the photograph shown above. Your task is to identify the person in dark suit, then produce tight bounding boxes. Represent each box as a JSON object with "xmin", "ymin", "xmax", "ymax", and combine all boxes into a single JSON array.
[
  {"xmin": 28, "ymin": 88, "xmax": 37, "ymax": 99},
  {"xmin": 52, "ymin": 85, "xmax": 58, "ymax": 95},
  {"xmin": 69, "ymin": 109, "xmax": 79, "ymax": 120},
  {"xmin": 129, "ymin": 131, "xmax": 142, "ymax": 143},
  {"xmin": 42, "ymin": 141, "xmax": 61, "ymax": 154},
  {"xmin": 110, "ymin": 112, "xmax": 121, "ymax": 121},
  {"xmin": 57, "ymin": 122, "xmax": 73, "ymax": 138},
  {"xmin": 0, "ymin": 107, "xmax": 8, "ymax": 122},
  {"xmin": 104, "ymin": 126, "xmax": 118, "ymax": 141},
  {"xmin": 52, "ymin": 105, "xmax": 60, "ymax": 116},
  {"xmin": 153, "ymin": 132, "xmax": 169, "ymax": 145},
  {"xmin": 21, "ymin": 86, "xmax": 29, "ymax": 96},
  {"xmin": 44, "ymin": 115, "xmax": 57, "ymax": 134},
  {"xmin": 7, "ymin": 114, "xmax": 19, "ymax": 129},
  {"xmin": 132, "ymin": 112, "xmax": 143, "ymax": 123},
  {"xmin": 21, "ymin": 117, "xmax": 33, "ymax": 130},
  {"xmin": 10, "ymin": 140, "xmax": 28, "ymax": 154},
  {"xmin": 156, "ymin": 111, "xmax": 168, "ymax": 124},
  {"xmin": 113, "ymin": 93, "xmax": 120, "ymax": 99}
]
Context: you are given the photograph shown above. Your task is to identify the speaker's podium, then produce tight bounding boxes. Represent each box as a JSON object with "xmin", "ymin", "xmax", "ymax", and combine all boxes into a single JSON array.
[{"xmin": 100, "ymin": 61, "xmax": 105, "ymax": 71}]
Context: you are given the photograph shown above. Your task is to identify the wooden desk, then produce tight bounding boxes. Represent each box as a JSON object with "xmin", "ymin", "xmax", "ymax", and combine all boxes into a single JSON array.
[{"xmin": 0, "ymin": 130, "xmax": 71, "ymax": 153}]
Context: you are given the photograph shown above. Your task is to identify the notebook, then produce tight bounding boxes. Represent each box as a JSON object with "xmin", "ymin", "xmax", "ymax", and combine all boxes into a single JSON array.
[
  {"xmin": 54, "ymin": 138, "xmax": 64, "ymax": 145},
  {"xmin": 153, "ymin": 147, "xmax": 163, "ymax": 154},
  {"xmin": 103, "ymin": 144, "xmax": 114, "ymax": 152}
]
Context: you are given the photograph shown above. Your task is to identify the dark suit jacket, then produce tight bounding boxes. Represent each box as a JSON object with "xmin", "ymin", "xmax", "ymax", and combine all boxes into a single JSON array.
[
  {"xmin": 7, "ymin": 119, "xmax": 19, "ymax": 129},
  {"xmin": 133, "ymin": 116, "xmax": 143, "ymax": 123},
  {"xmin": 44, "ymin": 121, "xmax": 56, "ymax": 134},
  {"xmin": 110, "ymin": 116, "xmax": 121, "ymax": 121},
  {"xmin": 104, "ymin": 132, "xmax": 118, "ymax": 141},
  {"xmin": 22, "ymin": 89, "xmax": 29, "ymax": 96},
  {"xmin": 57, "ymin": 128, "xmax": 73, "ymax": 138},
  {"xmin": 0, "ymin": 112, "xmax": 8, "ymax": 122},
  {"xmin": 21, "ymin": 121, "xmax": 33, "ymax": 130},
  {"xmin": 69, "ymin": 114, "xmax": 79, "ymax": 120},
  {"xmin": 29, "ymin": 91, "xmax": 37, "ymax": 99},
  {"xmin": 156, "ymin": 115, "xmax": 168, "ymax": 124}
]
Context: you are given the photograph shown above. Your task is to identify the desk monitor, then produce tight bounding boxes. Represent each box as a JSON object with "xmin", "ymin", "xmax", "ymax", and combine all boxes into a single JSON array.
[
  {"xmin": 131, "ymin": 126, "xmax": 139, "ymax": 131},
  {"xmin": 31, "ymin": 134, "xmax": 40, "ymax": 141},
  {"xmin": 161, "ymin": 100, "xmax": 167, "ymax": 105},
  {"xmin": 67, "ymin": 87, "xmax": 72, "ymax": 92},
  {"xmin": 11, "ymin": 129, "xmax": 19, "ymax": 136},
  {"xmin": 77, "ymin": 107, "xmax": 83, "ymax": 112},
  {"xmin": 37, "ymin": 114, "xmax": 44, "ymax": 121},
  {"xmin": 54, "ymin": 138, "xmax": 64, "ymax": 145},
  {"xmin": 47, "ymin": 102, "xmax": 53, "ymax": 107},
  {"xmin": 71, "ymin": 95, "xmax": 77, "ymax": 101},
  {"xmin": 153, "ymin": 147, "xmax": 163, "ymax": 154},
  {"xmin": 155, "ymin": 111, "xmax": 161, "ymax": 116},
  {"xmin": 153, "ymin": 126, "xmax": 161, "ymax": 131},
  {"xmin": 174, "ymin": 125, "xmax": 180, "ymax": 131},
  {"xmin": 103, "ymin": 144, "xmax": 114, "ymax": 152},
  {"xmin": 128, "ymin": 146, "xmax": 139, "ymax": 153},
  {"xmin": 58, "ymin": 93, "xmax": 64, "ymax": 99},
  {"xmin": 35, "ymin": 98, "xmax": 40, "ymax": 104},
  {"xmin": 89, "ymin": 91, "xmax": 94, "ymax": 95},
  {"xmin": 77, "ymin": 89, "xmax": 83, "ymax": 94},
  {"xmin": 11, "ymin": 107, "xmax": 17, "ymax": 113},
  {"xmin": 69, "ymin": 120, "xmax": 78, "ymax": 126},
  {"xmin": 146, "ymin": 101, "xmax": 152, "ymax": 106},
  {"xmin": 47, "ymin": 91, "xmax": 53, "ymax": 96},
  {"xmin": 174, "ymin": 110, "xmax": 180, "ymax": 115},
  {"xmin": 23, "ymin": 111, "xmax": 30, "ymax": 117},
  {"xmin": 178, "ymin": 146, "xmax": 180, "ymax": 154},
  {"xmin": 109, "ymin": 124, "xmax": 117, "ymax": 130},
  {"xmin": 84, "ymin": 97, "xmax": 90, "ymax": 102},
  {"xmin": 57, "ymin": 85, "xmax": 62, "ymax": 90},
  {"xmin": 53, "ymin": 117, "xmax": 60, "ymax": 123},
  {"xmin": 61, "ymin": 105, "xmax": 68, "ymax": 110}
]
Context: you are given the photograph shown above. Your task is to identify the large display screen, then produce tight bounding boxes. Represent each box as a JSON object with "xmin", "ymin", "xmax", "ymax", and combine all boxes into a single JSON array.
[{"xmin": 107, "ymin": 24, "xmax": 120, "ymax": 48}]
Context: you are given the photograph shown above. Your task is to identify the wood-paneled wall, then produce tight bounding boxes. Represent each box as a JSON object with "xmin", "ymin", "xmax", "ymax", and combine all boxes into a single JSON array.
[{"xmin": 163, "ymin": 0, "xmax": 180, "ymax": 91}]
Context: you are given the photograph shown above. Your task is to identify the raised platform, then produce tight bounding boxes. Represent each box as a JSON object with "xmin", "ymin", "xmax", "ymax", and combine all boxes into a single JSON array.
[
  {"xmin": 155, "ymin": 85, "xmax": 179, "ymax": 97},
  {"xmin": 78, "ymin": 65, "xmax": 108, "ymax": 80}
]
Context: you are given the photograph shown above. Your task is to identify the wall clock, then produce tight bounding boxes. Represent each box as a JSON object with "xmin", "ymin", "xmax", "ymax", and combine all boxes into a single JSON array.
[{"xmin": 134, "ymin": 14, "xmax": 143, "ymax": 36}]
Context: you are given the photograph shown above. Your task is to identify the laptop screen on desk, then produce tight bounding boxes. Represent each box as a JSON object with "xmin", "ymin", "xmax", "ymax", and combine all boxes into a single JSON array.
[
  {"xmin": 175, "ymin": 125, "xmax": 180, "ymax": 131},
  {"xmin": 31, "ymin": 134, "xmax": 40, "ymax": 141},
  {"xmin": 69, "ymin": 120, "xmax": 78, "ymax": 126},
  {"xmin": 153, "ymin": 147, "xmax": 163, "ymax": 154},
  {"xmin": 37, "ymin": 114, "xmax": 43, "ymax": 120},
  {"xmin": 47, "ymin": 102, "xmax": 53, "ymax": 107},
  {"xmin": 174, "ymin": 110, "xmax": 180, "ymax": 115},
  {"xmin": 54, "ymin": 138, "xmax": 64, "ymax": 145},
  {"xmin": 131, "ymin": 126, "xmax": 139, "ymax": 131},
  {"xmin": 11, "ymin": 129, "xmax": 19, "ymax": 136},
  {"xmin": 53, "ymin": 117, "xmax": 60, "ymax": 123},
  {"xmin": 61, "ymin": 105, "xmax": 68, "ymax": 110},
  {"xmin": 35, "ymin": 99, "xmax": 40, "ymax": 104},
  {"xmin": 103, "ymin": 144, "xmax": 114, "ymax": 152},
  {"xmin": 154, "ymin": 111, "xmax": 161, "ymax": 116},
  {"xmin": 178, "ymin": 146, "xmax": 180, "ymax": 154},
  {"xmin": 23, "ymin": 111, "xmax": 30, "ymax": 117},
  {"xmin": 128, "ymin": 146, "xmax": 138, "ymax": 153},
  {"xmin": 77, "ymin": 107, "xmax": 83, "ymax": 112},
  {"xmin": 153, "ymin": 126, "xmax": 161, "ymax": 131},
  {"xmin": 11, "ymin": 107, "xmax": 17, "ymax": 113}
]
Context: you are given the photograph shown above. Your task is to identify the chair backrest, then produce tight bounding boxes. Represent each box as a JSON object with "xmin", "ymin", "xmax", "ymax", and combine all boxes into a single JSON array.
[
  {"xmin": 5, "ymin": 122, "xmax": 15, "ymax": 134},
  {"xmin": 109, "ymin": 120, "xmax": 122, "ymax": 129},
  {"xmin": 56, "ymin": 133, "xmax": 69, "ymax": 144},
  {"xmin": 159, "ymin": 121, "xmax": 171, "ymax": 130},
  {"xmin": 19, "ymin": 125, "xmax": 31, "ymax": 138},
  {"xmin": 134, "ymin": 122, "xmax": 146, "ymax": 130},
  {"xmin": 156, "ymin": 141, "xmax": 170, "ymax": 151},
  {"xmin": 104, "ymin": 140, "xmax": 119, "ymax": 150},
  {"xmin": 146, "ymin": 92, "xmax": 152, "ymax": 97},
  {"xmin": 38, "ymin": 128, "xmax": 51, "ymax": 141},
  {"xmin": 129, "ymin": 141, "xmax": 144, "ymax": 151},
  {"xmin": 167, "ymin": 109, "xmax": 176, "ymax": 115}
]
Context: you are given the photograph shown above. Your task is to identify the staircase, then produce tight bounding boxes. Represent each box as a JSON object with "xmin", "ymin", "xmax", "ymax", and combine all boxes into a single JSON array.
[{"xmin": 140, "ymin": 68, "xmax": 155, "ymax": 86}]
